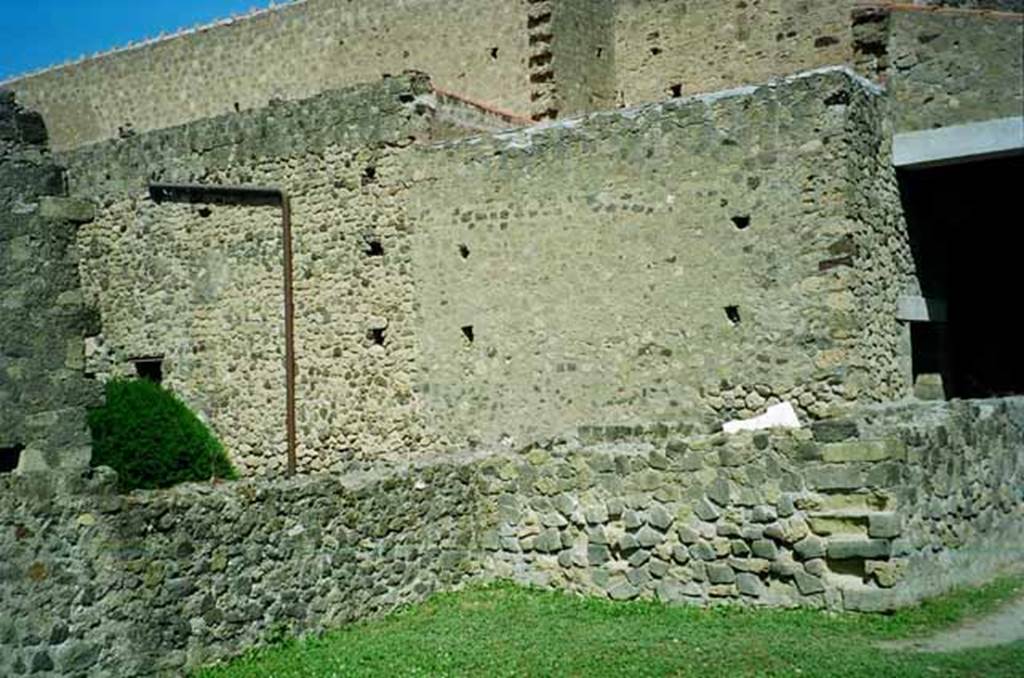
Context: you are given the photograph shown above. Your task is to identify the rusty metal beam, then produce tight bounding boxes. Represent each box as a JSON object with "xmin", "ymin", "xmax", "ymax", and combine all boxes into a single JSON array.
[{"xmin": 149, "ymin": 182, "xmax": 299, "ymax": 475}]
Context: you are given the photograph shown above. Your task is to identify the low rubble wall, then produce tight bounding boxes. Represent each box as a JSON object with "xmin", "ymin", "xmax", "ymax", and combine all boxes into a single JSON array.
[{"xmin": 1, "ymin": 398, "xmax": 1021, "ymax": 675}]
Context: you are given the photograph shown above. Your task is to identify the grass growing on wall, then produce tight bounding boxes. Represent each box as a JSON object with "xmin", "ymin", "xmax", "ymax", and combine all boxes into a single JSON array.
[
  {"xmin": 88, "ymin": 378, "xmax": 236, "ymax": 491},
  {"xmin": 198, "ymin": 576, "xmax": 1024, "ymax": 677}
]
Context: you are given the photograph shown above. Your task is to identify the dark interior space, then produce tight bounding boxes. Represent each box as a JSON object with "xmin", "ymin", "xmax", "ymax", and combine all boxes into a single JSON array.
[
  {"xmin": 0, "ymin": 444, "xmax": 23, "ymax": 473},
  {"xmin": 133, "ymin": 358, "xmax": 164, "ymax": 384},
  {"xmin": 898, "ymin": 153, "xmax": 1024, "ymax": 399}
]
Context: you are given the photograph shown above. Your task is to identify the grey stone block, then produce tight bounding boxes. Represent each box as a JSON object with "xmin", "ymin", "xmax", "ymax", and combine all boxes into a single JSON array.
[
  {"xmin": 827, "ymin": 538, "xmax": 891, "ymax": 560},
  {"xmin": 694, "ymin": 497, "xmax": 721, "ymax": 522},
  {"xmin": 794, "ymin": 571, "xmax": 825, "ymax": 595},
  {"xmin": 689, "ymin": 541, "xmax": 717, "ymax": 562},
  {"xmin": 706, "ymin": 562, "xmax": 736, "ymax": 584},
  {"xmin": 637, "ymin": 525, "xmax": 664, "ymax": 548},
  {"xmin": 677, "ymin": 525, "xmax": 700, "ymax": 544},
  {"xmin": 868, "ymin": 513, "xmax": 902, "ymax": 539},
  {"xmin": 534, "ymin": 528, "xmax": 563, "ymax": 553},
  {"xmin": 626, "ymin": 566, "xmax": 652, "ymax": 587},
  {"xmin": 628, "ymin": 549, "xmax": 651, "ymax": 568},
  {"xmin": 646, "ymin": 504, "xmax": 673, "ymax": 530},
  {"xmin": 588, "ymin": 544, "xmax": 611, "ymax": 566},
  {"xmin": 793, "ymin": 535, "xmax": 827, "ymax": 560},
  {"xmin": 607, "ymin": 581, "xmax": 641, "ymax": 601},
  {"xmin": 736, "ymin": 572, "xmax": 765, "ymax": 597},
  {"xmin": 751, "ymin": 539, "xmax": 778, "ymax": 560},
  {"xmin": 810, "ymin": 420, "xmax": 859, "ymax": 443},
  {"xmin": 806, "ymin": 465, "xmax": 864, "ymax": 490},
  {"xmin": 622, "ymin": 509, "xmax": 643, "ymax": 529}
]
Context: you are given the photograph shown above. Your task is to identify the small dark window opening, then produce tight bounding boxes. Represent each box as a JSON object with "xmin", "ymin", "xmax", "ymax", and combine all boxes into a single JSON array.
[
  {"xmin": 233, "ymin": 102, "xmax": 241, "ymax": 113},
  {"xmin": 134, "ymin": 358, "xmax": 164, "ymax": 384},
  {"xmin": 669, "ymin": 84, "xmax": 683, "ymax": 98},
  {"xmin": 0, "ymin": 444, "xmax": 23, "ymax": 473},
  {"xmin": 364, "ymin": 238, "xmax": 385, "ymax": 257},
  {"xmin": 461, "ymin": 325, "xmax": 475, "ymax": 343},
  {"xmin": 732, "ymin": 215, "xmax": 751, "ymax": 230},
  {"xmin": 650, "ymin": 47, "xmax": 663, "ymax": 56},
  {"xmin": 596, "ymin": 47, "xmax": 604, "ymax": 58},
  {"xmin": 197, "ymin": 207, "xmax": 212, "ymax": 218},
  {"xmin": 725, "ymin": 306, "xmax": 741, "ymax": 325},
  {"xmin": 489, "ymin": 47, "xmax": 499, "ymax": 60},
  {"xmin": 370, "ymin": 328, "xmax": 386, "ymax": 346},
  {"xmin": 458, "ymin": 244, "xmax": 470, "ymax": 259}
]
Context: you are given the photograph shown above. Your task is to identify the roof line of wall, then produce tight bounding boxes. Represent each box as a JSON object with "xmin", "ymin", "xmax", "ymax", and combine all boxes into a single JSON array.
[
  {"xmin": 858, "ymin": 1, "xmax": 1024, "ymax": 21},
  {"xmin": 430, "ymin": 65, "xmax": 882, "ymax": 152},
  {"xmin": 0, "ymin": 1, "xmax": 306, "ymax": 87},
  {"xmin": 430, "ymin": 83, "xmax": 534, "ymax": 128}
]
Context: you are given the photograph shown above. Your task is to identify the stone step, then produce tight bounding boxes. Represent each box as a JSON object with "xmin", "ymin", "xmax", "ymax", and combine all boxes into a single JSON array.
[
  {"xmin": 806, "ymin": 513, "xmax": 868, "ymax": 536},
  {"xmin": 818, "ymin": 438, "xmax": 906, "ymax": 463},
  {"xmin": 808, "ymin": 511, "xmax": 902, "ymax": 539},
  {"xmin": 814, "ymin": 491, "xmax": 895, "ymax": 513},
  {"xmin": 826, "ymin": 537, "xmax": 892, "ymax": 560}
]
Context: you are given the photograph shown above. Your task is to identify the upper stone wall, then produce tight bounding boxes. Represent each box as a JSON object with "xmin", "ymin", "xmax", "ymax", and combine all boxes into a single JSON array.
[
  {"xmin": 400, "ymin": 67, "xmax": 912, "ymax": 453},
  {"xmin": 885, "ymin": 9, "xmax": 1024, "ymax": 131},
  {"xmin": 63, "ymin": 69, "xmax": 912, "ymax": 474},
  {"xmin": 4, "ymin": 0, "xmax": 534, "ymax": 151},
  {"xmin": 5, "ymin": 0, "xmax": 1022, "ymax": 149},
  {"xmin": 614, "ymin": 0, "xmax": 1023, "ymax": 131},
  {"xmin": 614, "ymin": 0, "xmax": 856, "ymax": 106},
  {"xmin": 545, "ymin": 0, "xmax": 617, "ymax": 118},
  {"xmin": 923, "ymin": 0, "xmax": 1024, "ymax": 9},
  {"xmin": 64, "ymin": 75, "xmax": 438, "ymax": 477}
]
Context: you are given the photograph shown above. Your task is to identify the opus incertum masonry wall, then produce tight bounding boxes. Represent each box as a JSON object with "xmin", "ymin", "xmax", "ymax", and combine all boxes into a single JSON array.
[
  {"xmin": 56, "ymin": 69, "xmax": 913, "ymax": 473},
  {"xmin": 5, "ymin": 1, "xmax": 1021, "ymax": 150},
  {"xmin": 1, "ymin": 1, "xmax": 1022, "ymax": 675},
  {"xmin": 1, "ymin": 399, "xmax": 1020, "ymax": 675}
]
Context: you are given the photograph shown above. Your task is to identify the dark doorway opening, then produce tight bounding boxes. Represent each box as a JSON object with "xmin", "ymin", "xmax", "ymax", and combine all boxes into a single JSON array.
[
  {"xmin": 0, "ymin": 444, "xmax": 24, "ymax": 473},
  {"xmin": 898, "ymin": 153, "xmax": 1024, "ymax": 399}
]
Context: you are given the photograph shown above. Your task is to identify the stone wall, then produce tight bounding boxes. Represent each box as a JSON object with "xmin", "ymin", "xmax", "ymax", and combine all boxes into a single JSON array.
[
  {"xmin": 922, "ymin": 0, "xmax": 1024, "ymax": 10},
  {"xmin": 884, "ymin": 8, "xmax": 1024, "ymax": 131},
  {"xmin": 0, "ymin": 457, "xmax": 481, "ymax": 676},
  {"xmin": 547, "ymin": 0, "xmax": 617, "ymax": 117},
  {"xmin": 65, "ymin": 75, "xmax": 441, "ymax": 476},
  {"xmin": 0, "ymin": 92, "xmax": 100, "ymax": 474},
  {"xmin": 1, "ymin": 398, "xmax": 1020, "ymax": 675},
  {"xmin": 476, "ymin": 397, "xmax": 1024, "ymax": 611},
  {"xmin": 5, "ymin": 0, "xmax": 1022, "ymax": 149},
  {"xmin": 613, "ymin": 0, "xmax": 856, "ymax": 106},
  {"xmin": 401, "ymin": 67, "xmax": 912, "ymax": 453},
  {"xmin": 4, "ymin": 0, "xmax": 535, "ymax": 151},
  {"xmin": 60, "ymin": 69, "xmax": 913, "ymax": 475},
  {"xmin": 614, "ymin": 2, "xmax": 1023, "ymax": 116}
]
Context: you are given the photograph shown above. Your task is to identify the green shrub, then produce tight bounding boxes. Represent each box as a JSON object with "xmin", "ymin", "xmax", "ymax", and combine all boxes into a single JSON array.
[{"xmin": 88, "ymin": 378, "xmax": 237, "ymax": 491}]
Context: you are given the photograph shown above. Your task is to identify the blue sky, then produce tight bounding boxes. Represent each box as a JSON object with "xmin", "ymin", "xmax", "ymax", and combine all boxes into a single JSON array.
[{"xmin": 0, "ymin": 0, "xmax": 279, "ymax": 81}]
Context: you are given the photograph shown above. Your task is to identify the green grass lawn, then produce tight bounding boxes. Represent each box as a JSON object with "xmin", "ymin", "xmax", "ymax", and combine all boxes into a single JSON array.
[{"xmin": 198, "ymin": 576, "xmax": 1024, "ymax": 677}]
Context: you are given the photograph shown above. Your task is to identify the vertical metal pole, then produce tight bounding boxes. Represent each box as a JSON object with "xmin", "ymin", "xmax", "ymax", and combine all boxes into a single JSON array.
[
  {"xmin": 281, "ymin": 194, "xmax": 298, "ymax": 475},
  {"xmin": 148, "ymin": 183, "xmax": 299, "ymax": 475}
]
